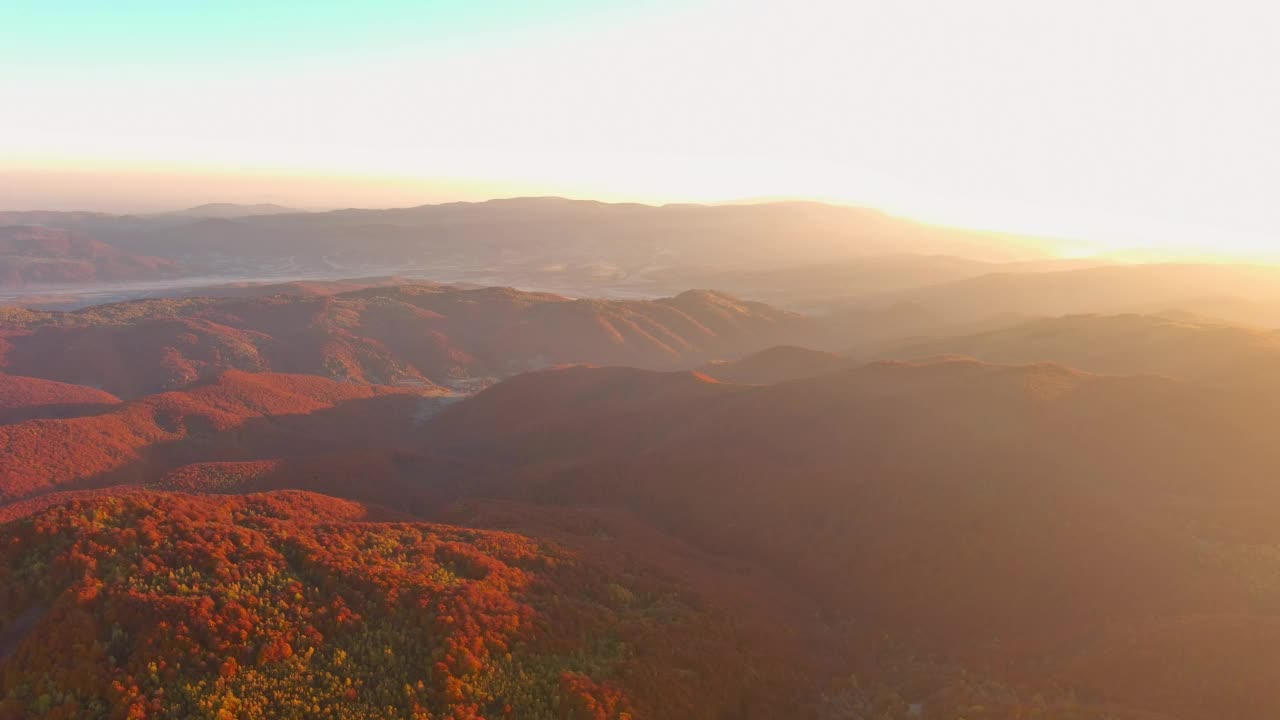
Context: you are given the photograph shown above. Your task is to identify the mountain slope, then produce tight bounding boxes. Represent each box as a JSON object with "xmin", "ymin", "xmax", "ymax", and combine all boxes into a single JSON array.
[
  {"xmin": 889, "ymin": 312, "xmax": 1280, "ymax": 388},
  {"xmin": 0, "ymin": 226, "xmax": 182, "ymax": 287},
  {"xmin": 678, "ymin": 254, "xmax": 1108, "ymax": 310},
  {"xmin": 880, "ymin": 262, "xmax": 1280, "ymax": 326},
  {"xmin": 0, "ymin": 372, "xmax": 121, "ymax": 424},
  {"xmin": 0, "ymin": 490, "xmax": 804, "ymax": 719},
  {"xmin": 0, "ymin": 285, "xmax": 814, "ymax": 397},
  {"xmin": 1, "ymin": 199, "xmax": 1065, "ymax": 293},
  {"xmin": 0, "ymin": 370, "xmax": 434, "ymax": 503},
  {"xmin": 420, "ymin": 359, "xmax": 1280, "ymax": 719},
  {"xmin": 698, "ymin": 346, "xmax": 850, "ymax": 384},
  {"xmin": 3, "ymin": 351, "xmax": 1275, "ymax": 716}
]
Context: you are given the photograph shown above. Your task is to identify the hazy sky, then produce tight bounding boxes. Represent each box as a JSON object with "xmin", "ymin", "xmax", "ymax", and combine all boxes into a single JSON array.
[{"xmin": 3, "ymin": 0, "xmax": 1278, "ymax": 259}]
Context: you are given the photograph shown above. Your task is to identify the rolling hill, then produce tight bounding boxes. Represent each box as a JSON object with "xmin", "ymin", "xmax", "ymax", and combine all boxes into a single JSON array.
[
  {"xmin": 0, "ymin": 226, "xmax": 183, "ymax": 288},
  {"xmin": 888, "ymin": 312, "xmax": 1280, "ymax": 388},
  {"xmin": 0, "ymin": 490, "xmax": 805, "ymax": 719},
  {"xmin": 698, "ymin": 346, "xmax": 851, "ymax": 384},
  {"xmin": 0, "ymin": 199, "xmax": 1068, "ymax": 300},
  {"xmin": 873, "ymin": 262, "xmax": 1280, "ymax": 326},
  {"xmin": 6, "ymin": 276, "xmax": 1280, "ymax": 718},
  {"xmin": 0, "ymin": 372, "xmax": 121, "ymax": 424},
  {"xmin": 0, "ymin": 370, "xmax": 436, "ymax": 503},
  {"xmin": 0, "ymin": 359, "xmax": 1181, "ymax": 718},
  {"xmin": 14, "ymin": 197, "xmax": 1063, "ymax": 264},
  {"xmin": 417, "ymin": 359, "xmax": 1280, "ymax": 719},
  {"xmin": 0, "ymin": 285, "xmax": 814, "ymax": 397},
  {"xmin": 2, "ymin": 351, "xmax": 1278, "ymax": 716},
  {"xmin": 676, "ymin": 254, "xmax": 1107, "ymax": 311}
]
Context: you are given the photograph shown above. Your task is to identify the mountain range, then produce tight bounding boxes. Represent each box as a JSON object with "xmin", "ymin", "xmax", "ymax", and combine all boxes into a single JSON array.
[
  {"xmin": 9, "ymin": 199, "xmax": 1280, "ymax": 335},
  {"xmin": 5, "ymin": 198, "xmax": 1280, "ymax": 718},
  {"xmin": 157, "ymin": 202, "xmax": 303, "ymax": 218},
  {"xmin": 0, "ymin": 226, "xmax": 181, "ymax": 288},
  {"xmin": 8, "ymin": 342, "xmax": 1280, "ymax": 717},
  {"xmin": 0, "ymin": 284, "xmax": 810, "ymax": 397},
  {"xmin": 0, "ymin": 198, "xmax": 1072, "ymax": 304}
]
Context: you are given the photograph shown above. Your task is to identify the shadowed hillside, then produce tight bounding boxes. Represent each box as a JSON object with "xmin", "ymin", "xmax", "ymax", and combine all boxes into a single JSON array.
[
  {"xmin": 419, "ymin": 359, "xmax": 1280, "ymax": 719},
  {"xmin": 3, "ymin": 351, "xmax": 1278, "ymax": 716},
  {"xmin": 699, "ymin": 346, "xmax": 851, "ymax": 384}
]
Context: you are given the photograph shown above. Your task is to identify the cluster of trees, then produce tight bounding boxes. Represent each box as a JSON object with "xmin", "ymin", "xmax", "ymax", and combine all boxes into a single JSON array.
[
  {"xmin": 0, "ymin": 490, "xmax": 803, "ymax": 719},
  {"xmin": 0, "ymin": 491, "xmax": 633, "ymax": 719},
  {"xmin": 0, "ymin": 370, "xmax": 424, "ymax": 504}
]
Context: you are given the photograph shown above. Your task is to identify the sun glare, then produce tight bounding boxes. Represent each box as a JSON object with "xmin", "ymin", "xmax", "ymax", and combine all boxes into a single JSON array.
[{"xmin": 3, "ymin": 0, "xmax": 1278, "ymax": 259}]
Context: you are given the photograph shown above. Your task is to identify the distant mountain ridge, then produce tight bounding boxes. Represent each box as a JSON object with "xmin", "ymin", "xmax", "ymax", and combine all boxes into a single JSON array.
[
  {"xmin": 11, "ymin": 197, "xmax": 1280, "ymax": 327},
  {"xmin": 0, "ymin": 197, "xmax": 1071, "ymax": 298},
  {"xmin": 870, "ymin": 261, "xmax": 1280, "ymax": 326},
  {"xmin": 160, "ymin": 202, "xmax": 305, "ymax": 218},
  {"xmin": 887, "ymin": 312, "xmax": 1280, "ymax": 389},
  {"xmin": 699, "ymin": 345, "xmax": 851, "ymax": 384},
  {"xmin": 0, "ymin": 225, "xmax": 183, "ymax": 287},
  {"xmin": 0, "ymin": 283, "xmax": 815, "ymax": 397},
  {"xmin": 11, "ymin": 196, "xmax": 1280, "ymax": 720}
]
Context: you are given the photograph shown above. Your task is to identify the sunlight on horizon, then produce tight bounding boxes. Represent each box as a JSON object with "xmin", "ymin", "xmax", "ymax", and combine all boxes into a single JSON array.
[{"xmin": 3, "ymin": 0, "xmax": 1278, "ymax": 262}]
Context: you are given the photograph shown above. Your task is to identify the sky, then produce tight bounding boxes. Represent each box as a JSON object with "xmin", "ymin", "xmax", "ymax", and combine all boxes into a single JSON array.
[{"xmin": 3, "ymin": 0, "xmax": 1279, "ymax": 260}]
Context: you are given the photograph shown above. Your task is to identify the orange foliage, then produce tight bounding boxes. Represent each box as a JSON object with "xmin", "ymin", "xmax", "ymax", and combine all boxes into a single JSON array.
[
  {"xmin": 0, "ymin": 372, "xmax": 120, "ymax": 424},
  {"xmin": 0, "ymin": 490, "xmax": 806, "ymax": 719},
  {"xmin": 0, "ymin": 371, "xmax": 427, "ymax": 503}
]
